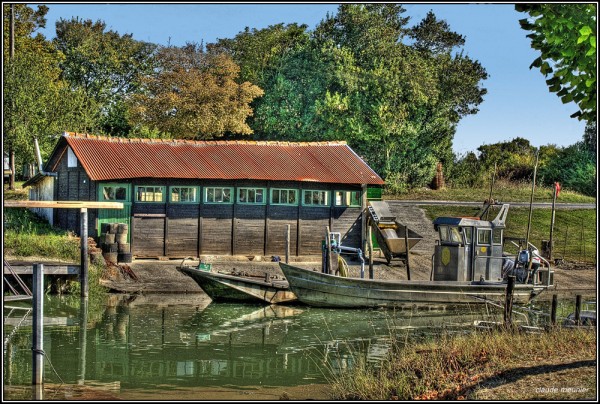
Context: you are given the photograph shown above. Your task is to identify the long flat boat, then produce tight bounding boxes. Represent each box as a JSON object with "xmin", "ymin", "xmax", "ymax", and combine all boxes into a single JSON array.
[
  {"xmin": 279, "ymin": 262, "xmax": 545, "ymax": 308},
  {"xmin": 177, "ymin": 264, "xmax": 297, "ymax": 304},
  {"xmin": 280, "ymin": 203, "xmax": 554, "ymax": 309}
]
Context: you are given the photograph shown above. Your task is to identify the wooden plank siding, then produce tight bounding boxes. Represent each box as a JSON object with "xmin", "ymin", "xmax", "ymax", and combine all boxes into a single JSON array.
[
  {"xmin": 54, "ymin": 154, "xmax": 96, "ymax": 237},
  {"xmin": 51, "ymin": 153, "xmax": 368, "ymax": 258}
]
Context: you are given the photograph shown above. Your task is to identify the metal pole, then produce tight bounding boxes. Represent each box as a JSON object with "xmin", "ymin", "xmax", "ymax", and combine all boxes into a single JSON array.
[
  {"xmin": 486, "ymin": 162, "xmax": 496, "ymax": 220},
  {"xmin": 368, "ymin": 222, "xmax": 374, "ymax": 279},
  {"xmin": 548, "ymin": 185, "xmax": 557, "ymax": 262},
  {"xmin": 78, "ymin": 297, "xmax": 88, "ymax": 385},
  {"xmin": 285, "ymin": 224, "xmax": 290, "ymax": 264},
  {"xmin": 525, "ymin": 150, "xmax": 539, "ymax": 247},
  {"xmin": 404, "ymin": 225, "xmax": 411, "ymax": 280},
  {"xmin": 32, "ymin": 263, "xmax": 44, "ymax": 385},
  {"xmin": 80, "ymin": 208, "xmax": 89, "ymax": 298}
]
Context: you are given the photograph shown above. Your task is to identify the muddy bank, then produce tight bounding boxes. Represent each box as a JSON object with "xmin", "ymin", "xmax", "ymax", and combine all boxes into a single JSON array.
[{"xmin": 100, "ymin": 251, "xmax": 596, "ymax": 302}]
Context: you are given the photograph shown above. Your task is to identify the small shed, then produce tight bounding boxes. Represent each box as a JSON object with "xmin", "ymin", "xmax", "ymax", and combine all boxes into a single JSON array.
[{"xmin": 29, "ymin": 132, "xmax": 384, "ymax": 259}]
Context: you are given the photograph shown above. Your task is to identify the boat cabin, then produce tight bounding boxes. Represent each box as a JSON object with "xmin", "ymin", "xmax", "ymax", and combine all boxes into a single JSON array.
[{"xmin": 432, "ymin": 205, "xmax": 509, "ymax": 282}]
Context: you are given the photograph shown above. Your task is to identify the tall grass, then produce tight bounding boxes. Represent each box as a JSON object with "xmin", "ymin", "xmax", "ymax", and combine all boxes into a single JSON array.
[
  {"xmin": 329, "ymin": 327, "xmax": 596, "ymax": 400},
  {"xmin": 4, "ymin": 208, "xmax": 80, "ymax": 262}
]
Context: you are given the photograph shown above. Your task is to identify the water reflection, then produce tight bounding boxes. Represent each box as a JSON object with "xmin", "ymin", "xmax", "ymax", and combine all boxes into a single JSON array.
[{"xmin": 4, "ymin": 292, "xmax": 577, "ymax": 399}]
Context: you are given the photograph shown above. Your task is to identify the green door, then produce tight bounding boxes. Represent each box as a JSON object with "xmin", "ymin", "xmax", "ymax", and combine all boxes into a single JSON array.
[{"xmin": 98, "ymin": 183, "xmax": 132, "ymax": 242}]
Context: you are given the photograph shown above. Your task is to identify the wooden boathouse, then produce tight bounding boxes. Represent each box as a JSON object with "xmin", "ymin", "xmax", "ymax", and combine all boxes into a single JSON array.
[{"xmin": 25, "ymin": 132, "xmax": 384, "ymax": 259}]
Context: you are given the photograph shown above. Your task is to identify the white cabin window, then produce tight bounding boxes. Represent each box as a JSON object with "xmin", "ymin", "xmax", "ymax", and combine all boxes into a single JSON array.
[{"xmin": 67, "ymin": 147, "xmax": 78, "ymax": 168}]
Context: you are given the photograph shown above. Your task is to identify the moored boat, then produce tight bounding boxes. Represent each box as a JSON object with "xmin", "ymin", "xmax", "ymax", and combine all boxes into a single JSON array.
[
  {"xmin": 280, "ymin": 203, "xmax": 554, "ymax": 308},
  {"xmin": 177, "ymin": 260, "xmax": 297, "ymax": 304}
]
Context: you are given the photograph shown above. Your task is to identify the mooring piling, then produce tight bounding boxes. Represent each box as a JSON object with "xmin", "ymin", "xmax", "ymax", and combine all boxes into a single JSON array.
[
  {"xmin": 32, "ymin": 263, "xmax": 44, "ymax": 386},
  {"xmin": 503, "ymin": 275, "xmax": 515, "ymax": 327},
  {"xmin": 550, "ymin": 294, "xmax": 558, "ymax": 326}
]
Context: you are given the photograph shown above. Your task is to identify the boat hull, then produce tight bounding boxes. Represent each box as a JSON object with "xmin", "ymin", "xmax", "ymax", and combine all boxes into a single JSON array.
[
  {"xmin": 178, "ymin": 266, "xmax": 297, "ymax": 304},
  {"xmin": 279, "ymin": 263, "xmax": 542, "ymax": 308}
]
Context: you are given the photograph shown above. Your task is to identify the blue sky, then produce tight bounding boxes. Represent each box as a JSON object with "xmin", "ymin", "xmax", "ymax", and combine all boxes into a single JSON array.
[{"xmin": 33, "ymin": 3, "xmax": 588, "ymax": 155}]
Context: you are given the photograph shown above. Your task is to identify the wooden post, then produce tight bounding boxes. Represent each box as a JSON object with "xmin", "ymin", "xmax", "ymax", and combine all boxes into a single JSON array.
[
  {"xmin": 548, "ymin": 185, "xmax": 557, "ymax": 261},
  {"xmin": 575, "ymin": 294, "xmax": 582, "ymax": 326},
  {"xmin": 80, "ymin": 208, "xmax": 89, "ymax": 298},
  {"xmin": 32, "ymin": 264, "xmax": 44, "ymax": 385},
  {"xmin": 504, "ymin": 275, "xmax": 515, "ymax": 328},
  {"xmin": 404, "ymin": 225, "xmax": 411, "ymax": 281},
  {"xmin": 368, "ymin": 222, "xmax": 374, "ymax": 279},
  {"xmin": 550, "ymin": 294, "xmax": 558, "ymax": 327},
  {"xmin": 285, "ymin": 224, "xmax": 290, "ymax": 264}
]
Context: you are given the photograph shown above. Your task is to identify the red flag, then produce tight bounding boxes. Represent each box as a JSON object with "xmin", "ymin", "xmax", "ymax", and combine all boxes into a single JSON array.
[{"xmin": 554, "ymin": 182, "xmax": 561, "ymax": 197}]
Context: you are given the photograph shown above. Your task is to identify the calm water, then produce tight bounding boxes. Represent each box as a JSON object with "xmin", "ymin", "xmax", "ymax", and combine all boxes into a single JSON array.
[{"xmin": 3, "ymin": 292, "xmax": 575, "ymax": 400}]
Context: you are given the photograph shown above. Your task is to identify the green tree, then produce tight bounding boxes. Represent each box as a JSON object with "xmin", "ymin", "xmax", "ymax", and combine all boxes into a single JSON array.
[
  {"xmin": 539, "ymin": 142, "xmax": 596, "ymax": 196},
  {"xmin": 127, "ymin": 43, "xmax": 264, "ymax": 139},
  {"xmin": 516, "ymin": 4, "xmax": 596, "ymax": 122},
  {"xmin": 3, "ymin": 4, "xmax": 97, "ymax": 188},
  {"xmin": 53, "ymin": 17, "xmax": 158, "ymax": 136}
]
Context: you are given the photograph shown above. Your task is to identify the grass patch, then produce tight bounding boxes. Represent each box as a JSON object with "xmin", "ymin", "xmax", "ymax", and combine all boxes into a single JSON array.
[
  {"xmin": 329, "ymin": 327, "xmax": 596, "ymax": 400},
  {"xmin": 420, "ymin": 205, "xmax": 597, "ymax": 264},
  {"xmin": 4, "ymin": 207, "xmax": 80, "ymax": 262},
  {"xmin": 385, "ymin": 180, "xmax": 596, "ymax": 204},
  {"xmin": 3, "ymin": 181, "xmax": 28, "ymax": 200}
]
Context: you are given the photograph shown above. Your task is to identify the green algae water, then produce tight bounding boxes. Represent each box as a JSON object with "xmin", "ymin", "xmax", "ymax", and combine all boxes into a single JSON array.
[{"xmin": 3, "ymin": 293, "xmax": 566, "ymax": 400}]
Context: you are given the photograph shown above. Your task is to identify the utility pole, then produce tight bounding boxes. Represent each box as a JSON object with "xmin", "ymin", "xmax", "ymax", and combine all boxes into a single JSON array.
[{"xmin": 525, "ymin": 150, "xmax": 539, "ymax": 248}]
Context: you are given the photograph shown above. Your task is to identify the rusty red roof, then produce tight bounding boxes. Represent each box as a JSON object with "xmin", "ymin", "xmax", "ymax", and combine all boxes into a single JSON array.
[{"xmin": 53, "ymin": 132, "xmax": 384, "ymax": 185}]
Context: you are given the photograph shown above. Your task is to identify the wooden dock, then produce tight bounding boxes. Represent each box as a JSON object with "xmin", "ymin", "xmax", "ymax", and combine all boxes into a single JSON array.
[{"xmin": 4, "ymin": 262, "xmax": 80, "ymax": 275}]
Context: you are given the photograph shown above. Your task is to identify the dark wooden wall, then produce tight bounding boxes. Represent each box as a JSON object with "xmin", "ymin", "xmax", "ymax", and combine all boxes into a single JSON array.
[
  {"xmin": 54, "ymin": 150, "xmax": 97, "ymax": 236},
  {"xmin": 53, "ymin": 153, "xmax": 366, "ymax": 258}
]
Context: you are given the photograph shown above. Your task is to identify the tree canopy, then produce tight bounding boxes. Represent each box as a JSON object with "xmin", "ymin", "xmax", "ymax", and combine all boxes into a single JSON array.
[
  {"xmin": 127, "ymin": 43, "xmax": 264, "ymax": 139},
  {"xmin": 516, "ymin": 4, "xmax": 597, "ymax": 123}
]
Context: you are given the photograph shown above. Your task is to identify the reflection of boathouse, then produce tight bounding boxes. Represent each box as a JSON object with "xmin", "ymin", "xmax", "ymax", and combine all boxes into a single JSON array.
[{"xmin": 26, "ymin": 132, "xmax": 384, "ymax": 259}]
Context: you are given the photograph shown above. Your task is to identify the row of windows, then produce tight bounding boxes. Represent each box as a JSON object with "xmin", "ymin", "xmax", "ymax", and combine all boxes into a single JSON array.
[{"xmin": 100, "ymin": 184, "xmax": 362, "ymax": 207}]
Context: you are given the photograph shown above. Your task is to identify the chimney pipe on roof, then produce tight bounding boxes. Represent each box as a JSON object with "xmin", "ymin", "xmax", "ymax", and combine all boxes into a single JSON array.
[{"xmin": 34, "ymin": 138, "xmax": 43, "ymax": 173}]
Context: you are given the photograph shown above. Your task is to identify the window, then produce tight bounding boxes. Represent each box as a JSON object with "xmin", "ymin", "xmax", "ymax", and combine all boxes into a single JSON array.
[
  {"xmin": 438, "ymin": 226, "xmax": 462, "ymax": 244},
  {"xmin": 334, "ymin": 190, "xmax": 361, "ymax": 207},
  {"xmin": 464, "ymin": 227, "xmax": 473, "ymax": 244},
  {"xmin": 302, "ymin": 190, "xmax": 329, "ymax": 206},
  {"xmin": 271, "ymin": 188, "xmax": 298, "ymax": 205},
  {"xmin": 492, "ymin": 229, "xmax": 503, "ymax": 245},
  {"xmin": 477, "ymin": 228, "xmax": 492, "ymax": 245},
  {"xmin": 100, "ymin": 184, "xmax": 129, "ymax": 201},
  {"xmin": 67, "ymin": 147, "xmax": 78, "ymax": 168},
  {"xmin": 135, "ymin": 186, "xmax": 165, "ymax": 202},
  {"xmin": 204, "ymin": 187, "xmax": 233, "ymax": 203},
  {"xmin": 238, "ymin": 187, "xmax": 266, "ymax": 204},
  {"xmin": 170, "ymin": 186, "xmax": 198, "ymax": 203}
]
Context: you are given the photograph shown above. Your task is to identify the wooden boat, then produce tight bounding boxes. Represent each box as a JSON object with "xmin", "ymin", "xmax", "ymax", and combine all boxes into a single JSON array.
[
  {"xmin": 280, "ymin": 203, "xmax": 554, "ymax": 309},
  {"xmin": 279, "ymin": 262, "xmax": 545, "ymax": 308},
  {"xmin": 177, "ymin": 260, "xmax": 297, "ymax": 304}
]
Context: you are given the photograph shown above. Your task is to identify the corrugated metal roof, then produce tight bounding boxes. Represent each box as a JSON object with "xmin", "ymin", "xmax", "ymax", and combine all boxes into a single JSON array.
[{"xmin": 59, "ymin": 132, "xmax": 384, "ymax": 185}]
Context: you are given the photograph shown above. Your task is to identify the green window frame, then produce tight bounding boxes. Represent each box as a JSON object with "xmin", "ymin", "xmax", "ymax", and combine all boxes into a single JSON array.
[
  {"xmin": 238, "ymin": 187, "xmax": 266, "ymax": 204},
  {"xmin": 302, "ymin": 190, "xmax": 329, "ymax": 207},
  {"xmin": 334, "ymin": 190, "xmax": 362, "ymax": 207},
  {"xmin": 135, "ymin": 185, "xmax": 165, "ymax": 203},
  {"xmin": 170, "ymin": 186, "xmax": 198, "ymax": 203},
  {"xmin": 271, "ymin": 188, "xmax": 298, "ymax": 206},
  {"xmin": 204, "ymin": 187, "xmax": 233, "ymax": 204},
  {"xmin": 99, "ymin": 183, "xmax": 129, "ymax": 202}
]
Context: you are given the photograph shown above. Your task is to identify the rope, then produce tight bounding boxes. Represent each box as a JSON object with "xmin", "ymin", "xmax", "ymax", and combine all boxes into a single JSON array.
[{"xmin": 31, "ymin": 348, "xmax": 65, "ymax": 385}]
